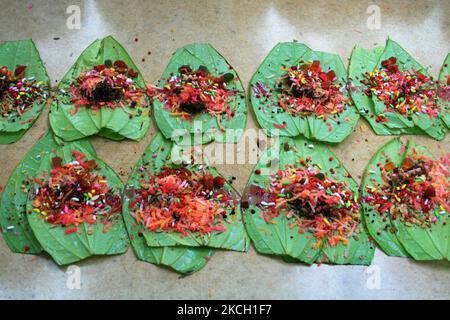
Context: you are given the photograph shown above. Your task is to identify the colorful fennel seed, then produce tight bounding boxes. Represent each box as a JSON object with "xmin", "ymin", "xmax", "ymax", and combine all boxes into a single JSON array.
[
  {"xmin": 131, "ymin": 165, "xmax": 233, "ymax": 235},
  {"xmin": 242, "ymin": 136, "xmax": 374, "ymax": 265},
  {"xmin": 348, "ymin": 39, "xmax": 446, "ymax": 139},
  {"xmin": 69, "ymin": 60, "xmax": 145, "ymax": 115},
  {"xmin": 148, "ymin": 65, "xmax": 236, "ymax": 132},
  {"xmin": 364, "ymin": 151, "xmax": 449, "ymax": 228},
  {"xmin": 260, "ymin": 165, "xmax": 360, "ymax": 248},
  {"xmin": 0, "ymin": 39, "xmax": 50, "ymax": 144},
  {"xmin": 151, "ymin": 43, "xmax": 247, "ymax": 145},
  {"xmin": 122, "ymin": 133, "xmax": 216, "ymax": 274},
  {"xmin": 362, "ymin": 56, "xmax": 440, "ymax": 123},
  {"xmin": 123, "ymin": 133, "xmax": 249, "ymax": 251},
  {"xmin": 31, "ymin": 151, "xmax": 122, "ymax": 234},
  {"xmin": 0, "ymin": 131, "xmax": 63, "ymax": 254},
  {"xmin": 361, "ymin": 138, "xmax": 450, "ymax": 260},
  {"xmin": 275, "ymin": 60, "xmax": 349, "ymax": 120},
  {"xmin": 25, "ymin": 141, "xmax": 128, "ymax": 266},
  {"xmin": 0, "ymin": 65, "xmax": 46, "ymax": 118},
  {"xmin": 49, "ymin": 36, "xmax": 150, "ymax": 142},
  {"xmin": 251, "ymin": 42, "xmax": 359, "ymax": 143}
]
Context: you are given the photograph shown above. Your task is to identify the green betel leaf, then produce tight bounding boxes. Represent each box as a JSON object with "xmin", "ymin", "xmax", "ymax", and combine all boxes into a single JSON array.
[
  {"xmin": 0, "ymin": 131, "xmax": 97, "ymax": 254},
  {"xmin": 250, "ymin": 42, "xmax": 360, "ymax": 143},
  {"xmin": 152, "ymin": 43, "xmax": 247, "ymax": 145},
  {"xmin": 241, "ymin": 136, "xmax": 375, "ymax": 265},
  {"xmin": 251, "ymin": 42, "xmax": 311, "ymax": 138},
  {"xmin": 0, "ymin": 40, "xmax": 50, "ymax": 144},
  {"xmin": 348, "ymin": 39, "xmax": 447, "ymax": 140},
  {"xmin": 49, "ymin": 36, "xmax": 151, "ymax": 142},
  {"xmin": 123, "ymin": 133, "xmax": 249, "ymax": 254},
  {"xmin": 438, "ymin": 53, "xmax": 450, "ymax": 128},
  {"xmin": 348, "ymin": 45, "xmax": 400, "ymax": 135},
  {"xmin": 123, "ymin": 133, "xmax": 214, "ymax": 273},
  {"xmin": 378, "ymin": 40, "xmax": 446, "ymax": 139},
  {"xmin": 361, "ymin": 138, "xmax": 450, "ymax": 261},
  {"xmin": 0, "ymin": 131, "xmax": 54, "ymax": 254},
  {"xmin": 360, "ymin": 138, "xmax": 410, "ymax": 257},
  {"xmin": 25, "ymin": 138, "xmax": 129, "ymax": 265}
]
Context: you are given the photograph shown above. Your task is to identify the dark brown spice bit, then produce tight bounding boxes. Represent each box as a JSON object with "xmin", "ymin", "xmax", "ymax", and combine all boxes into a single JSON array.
[{"xmin": 51, "ymin": 157, "xmax": 63, "ymax": 168}]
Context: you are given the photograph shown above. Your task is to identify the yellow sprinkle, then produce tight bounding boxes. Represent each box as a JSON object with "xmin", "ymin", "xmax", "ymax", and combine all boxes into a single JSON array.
[
  {"xmin": 33, "ymin": 208, "xmax": 40, "ymax": 213},
  {"xmin": 323, "ymin": 218, "xmax": 331, "ymax": 227}
]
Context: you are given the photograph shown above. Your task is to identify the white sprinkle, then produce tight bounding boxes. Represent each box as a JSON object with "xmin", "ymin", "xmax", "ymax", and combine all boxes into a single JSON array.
[{"xmin": 261, "ymin": 201, "xmax": 275, "ymax": 206}]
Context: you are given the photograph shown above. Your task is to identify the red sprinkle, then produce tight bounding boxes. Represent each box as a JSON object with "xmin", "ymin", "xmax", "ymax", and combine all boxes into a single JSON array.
[
  {"xmin": 65, "ymin": 228, "xmax": 77, "ymax": 235},
  {"xmin": 273, "ymin": 122, "xmax": 288, "ymax": 129}
]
